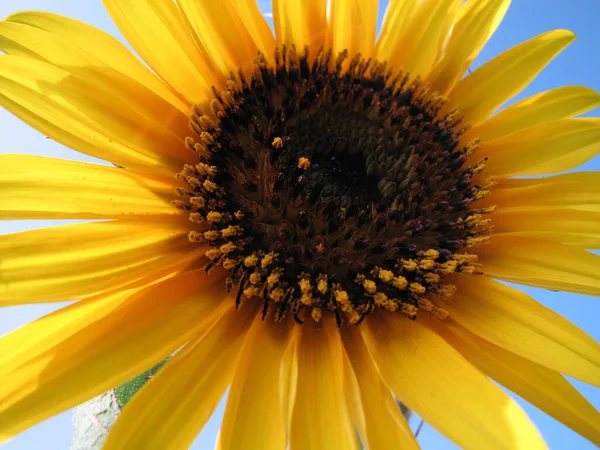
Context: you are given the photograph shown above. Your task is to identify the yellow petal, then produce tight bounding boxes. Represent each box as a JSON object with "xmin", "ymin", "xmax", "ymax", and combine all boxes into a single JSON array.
[
  {"xmin": 329, "ymin": 0, "xmax": 378, "ymax": 58},
  {"xmin": 361, "ymin": 312, "xmax": 547, "ymax": 450},
  {"xmin": 482, "ymin": 118, "xmax": 600, "ymax": 176},
  {"xmin": 439, "ymin": 320, "xmax": 600, "ymax": 446},
  {"xmin": 176, "ymin": 0, "xmax": 266, "ymax": 75},
  {"xmin": 341, "ymin": 350, "xmax": 368, "ymax": 443},
  {"xmin": 0, "ymin": 220, "xmax": 200, "ymax": 305},
  {"xmin": 377, "ymin": 0, "xmax": 419, "ymax": 64},
  {"xmin": 484, "ymin": 172, "xmax": 600, "ymax": 212},
  {"xmin": 102, "ymin": 0, "xmax": 218, "ymax": 105},
  {"xmin": 104, "ymin": 304, "xmax": 257, "ymax": 450},
  {"xmin": 342, "ymin": 327, "xmax": 419, "ymax": 450},
  {"xmin": 220, "ymin": 317, "xmax": 293, "ymax": 450},
  {"xmin": 449, "ymin": 29, "xmax": 575, "ymax": 125},
  {"xmin": 0, "ymin": 269, "xmax": 229, "ymax": 441},
  {"xmin": 0, "ymin": 154, "xmax": 181, "ymax": 219},
  {"xmin": 466, "ymin": 86, "xmax": 600, "ymax": 142},
  {"xmin": 378, "ymin": 0, "xmax": 462, "ymax": 79},
  {"xmin": 272, "ymin": 0, "xmax": 328, "ymax": 55},
  {"xmin": 427, "ymin": 0, "xmax": 511, "ymax": 94},
  {"xmin": 0, "ymin": 19, "xmax": 191, "ymax": 148},
  {"xmin": 446, "ymin": 276, "xmax": 600, "ymax": 386},
  {"xmin": 279, "ymin": 339, "xmax": 298, "ymax": 433},
  {"xmin": 290, "ymin": 319, "xmax": 358, "ymax": 450},
  {"xmin": 228, "ymin": 0, "xmax": 276, "ymax": 61},
  {"xmin": 478, "ymin": 234, "xmax": 600, "ymax": 296},
  {"xmin": 434, "ymin": 0, "xmax": 462, "ymax": 64},
  {"xmin": 3, "ymin": 11, "xmax": 189, "ymax": 114},
  {"xmin": 492, "ymin": 208, "xmax": 600, "ymax": 248},
  {"xmin": 0, "ymin": 56, "xmax": 191, "ymax": 172},
  {"xmin": 377, "ymin": 0, "xmax": 419, "ymax": 63}
]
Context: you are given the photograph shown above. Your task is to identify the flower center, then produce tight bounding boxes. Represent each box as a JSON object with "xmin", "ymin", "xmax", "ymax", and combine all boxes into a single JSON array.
[{"xmin": 174, "ymin": 47, "xmax": 495, "ymax": 326}]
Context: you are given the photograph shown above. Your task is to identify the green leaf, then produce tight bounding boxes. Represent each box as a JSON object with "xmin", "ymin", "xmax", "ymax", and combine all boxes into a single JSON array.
[{"xmin": 115, "ymin": 360, "xmax": 167, "ymax": 407}]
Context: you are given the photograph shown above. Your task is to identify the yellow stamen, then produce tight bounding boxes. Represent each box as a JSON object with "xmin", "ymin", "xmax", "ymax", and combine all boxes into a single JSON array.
[
  {"xmin": 392, "ymin": 276, "xmax": 408, "ymax": 290},
  {"xmin": 244, "ymin": 254, "xmax": 258, "ymax": 267},
  {"xmin": 189, "ymin": 212, "xmax": 204, "ymax": 223},
  {"xmin": 249, "ymin": 272, "xmax": 262, "ymax": 285},
  {"xmin": 317, "ymin": 277, "xmax": 328, "ymax": 294},
  {"xmin": 205, "ymin": 248, "xmax": 221, "ymax": 260},
  {"xmin": 269, "ymin": 288, "xmax": 285, "ymax": 302},
  {"xmin": 222, "ymin": 258, "xmax": 238, "ymax": 270},
  {"xmin": 203, "ymin": 230, "xmax": 220, "ymax": 241},
  {"xmin": 272, "ymin": 137, "xmax": 284, "ymax": 148},
  {"xmin": 410, "ymin": 282, "xmax": 426, "ymax": 294},
  {"xmin": 219, "ymin": 242, "xmax": 237, "ymax": 254},
  {"xmin": 378, "ymin": 269, "xmax": 394, "ymax": 283},
  {"xmin": 203, "ymin": 179, "xmax": 218, "ymax": 193},
  {"xmin": 311, "ymin": 308, "xmax": 323, "ymax": 322},
  {"xmin": 220, "ymin": 225, "xmax": 240, "ymax": 237},
  {"xmin": 206, "ymin": 211, "xmax": 223, "ymax": 223},
  {"xmin": 297, "ymin": 157, "xmax": 311, "ymax": 170},
  {"xmin": 200, "ymin": 131, "xmax": 214, "ymax": 145},
  {"xmin": 362, "ymin": 279, "xmax": 377, "ymax": 294},
  {"xmin": 402, "ymin": 260, "xmax": 418, "ymax": 271},
  {"xmin": 419, "ymin": 259, "xmax": 436, "ymax": 270},
  {"xmin": 422, "ymin": 249, "xmax": 440, "ymax": 260},
  {"xmin": 190, "ymin": 196, "xmax": 206, "ymax": 207},
  {"xmin": 267, "ymin": 272, "xmax": 281, "ymax": 288},
  {"xmin": 188, "ymin": 231, "xmax": 204, "ymax": 243},
  {"xmin": 261, "ymin": 252, "xmax": 275, "ymax": 268}
]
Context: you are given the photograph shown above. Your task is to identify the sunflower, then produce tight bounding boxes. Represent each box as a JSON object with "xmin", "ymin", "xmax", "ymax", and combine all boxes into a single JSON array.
[{"xmin": 1, "ymin": 0, "xmax": 600, "ymax": 448}]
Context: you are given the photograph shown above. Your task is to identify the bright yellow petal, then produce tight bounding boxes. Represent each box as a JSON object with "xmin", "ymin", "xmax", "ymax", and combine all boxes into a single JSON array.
[
  {"xmin": 220, "ymin": 317, "xmax": 293, "ymax": 450},
  {"xmin": 492, "ymin": 208, "xmax": 600, "ymax": 248},
  {"xmin": 377, "ymin": 0, "xmax": 419, "ymax": 63},
  {"xmin": 0, "ymin": 19, "xmax": 191, "ymax": 146},
  {"xmin": 342, "ymin": 327, "xmax": 419, "ymax": 450},
  {"xmin": 449, "ymin": 29, "xmax": 575, "ymax": 125},
  {"xmin": 3, "ymin": 11, "xmax": 189, "ymax": 114},
  {"xmin": 434, "ymin": 0, "xmax": 462, "ymax": 65},
  {"xmin": 279, "ymin": 339, "xmax": 298, "ymax": 433},
  {"xmin": 427, "ymin": 0, "xmax": 511, "ymax": 94},
  {"xmin": 329, "ymin": 0, "xmax": 378, "ymax": 58},
  {"xmin": 228, "ymin": 0, "xmax": 276, "ymax": 61},
  {"xmin": 465, "ymin": 86, "xmax": 600, "ymax": 142},
  {"xmin": 439, "ymin": 320, "xmax": 600, "ymax": 446},
  {"xmin": 0, "ymin": 155, "xmax": 181, "ymax": 219},
  {"xmin": 176, "ymin": 0, "xmax": 264, "ymax": 75},
  {"xmin": 478, "ymin": 234, "xmax": 600, "ymax": 296},
  {"xmin": 0, "ymin": 269, "xmax": 229, "ymax": 442},
  {"xmin": 272, "ymin": 0, "xmax": 328, "ymax": 55},
  {"xmin": 102, "ymin": 0, "xmax": 218, "ymax": 105},
  {"xmin": 290, "ymin": 319, "xmax": 358, "ymax": 450},
  {"xmin": 378, "ymin": 0, "xmax": 462, "ymax": 79},
  {"xmin": 445, "ymin": 276, "xmax": 600, "ymax": 386},
  {"xmin": 482, "ymin": 118, "xmax": 600, "ymax": 176},
  {"xmin": 104, "ymin": 304, "xmax": 257, "ymax": 450},
  {"xmin": 483, "ymin": 172, "xmax": 600, "ymax": 212},
  {"xmin": 341, "ymin": 350, "xmax": 368, "ymax": 444},
  {"xmin": 361, "ymin": 312, "xmax": 546, "ymax": 450},
  {"xmin": 0, "ymin": 221, "xmax": 200, "ymax": 305},
  {"xmin": 0, "ymin": 56, "xmax": 192, "ymax": 172}
]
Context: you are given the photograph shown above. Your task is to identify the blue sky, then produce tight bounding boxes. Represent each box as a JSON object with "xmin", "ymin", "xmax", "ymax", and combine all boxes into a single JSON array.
[{"xmin": 0, "ymin": 0, "xmax": 599, "ymax": 449}]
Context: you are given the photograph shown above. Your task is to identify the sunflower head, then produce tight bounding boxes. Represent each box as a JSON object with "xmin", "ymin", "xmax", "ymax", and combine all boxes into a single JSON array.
[
  {"xmin": 1, "ymin": 1, "xmax": 599, "ymax": 450},
  {"xmin": 175, "ymin": 46, "xmax": 493, "ymax": 326}
]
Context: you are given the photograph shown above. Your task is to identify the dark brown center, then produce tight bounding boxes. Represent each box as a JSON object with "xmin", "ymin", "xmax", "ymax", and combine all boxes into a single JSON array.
[{"xmin": 174, "ymin": 46, "xmax": 494, "ymax": 326}]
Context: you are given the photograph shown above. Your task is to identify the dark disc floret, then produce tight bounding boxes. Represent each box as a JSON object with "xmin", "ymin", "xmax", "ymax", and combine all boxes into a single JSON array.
[{"xmin": 173, "ymin": 46, "xmax": 495, "ymax": 325}]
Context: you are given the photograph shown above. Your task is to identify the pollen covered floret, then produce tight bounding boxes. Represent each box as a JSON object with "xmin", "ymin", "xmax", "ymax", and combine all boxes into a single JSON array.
[{"xmin": 173, "ymin": 46, "xmax": 495, "ymax": 326}]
